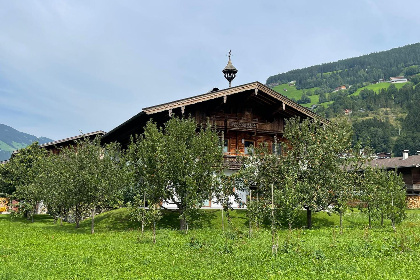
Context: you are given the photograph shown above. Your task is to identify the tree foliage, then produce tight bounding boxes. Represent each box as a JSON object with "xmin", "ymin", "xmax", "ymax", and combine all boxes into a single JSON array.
[{"xmin": 127, "ymin": 117, "xmax": 223, "ymax": 232}]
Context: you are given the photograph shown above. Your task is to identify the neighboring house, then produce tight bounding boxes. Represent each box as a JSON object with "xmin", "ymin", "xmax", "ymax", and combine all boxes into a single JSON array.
[
  {"xmin": 102, "ymin": 81, "xmax": 325, "ymax": 209},
  {"xmin": 40, "ymin": 131, "xmax": 105, "ymax": 154},
  {"xmin": 333, "ymin": 85, "xmax": 346, "ymax": 92},
  {"xmin": 369, "ymin": 150, "xmax": 420, "ymax": 208},
  {"xmin": 389, "ymin": 76, "xmax": 408, "ymax": 83}
]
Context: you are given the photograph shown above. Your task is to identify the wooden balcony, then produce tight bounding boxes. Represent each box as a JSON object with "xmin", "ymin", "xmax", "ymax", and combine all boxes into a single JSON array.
[
  {"xmin": 205, "ymin": 116, "xmax": 284, "ymax": 135},
  {"xmin": 223, "ymin": 153, "xmax": 244, "ymax": 170}
]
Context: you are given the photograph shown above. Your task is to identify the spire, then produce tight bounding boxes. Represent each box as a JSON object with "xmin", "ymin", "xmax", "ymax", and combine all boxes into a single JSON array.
[{"xmin": 222, "ymin": 50, "xmax": 238, "ymax": 87}]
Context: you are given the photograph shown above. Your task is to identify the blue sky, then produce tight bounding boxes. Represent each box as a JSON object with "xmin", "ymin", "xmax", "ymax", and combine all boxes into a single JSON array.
[{"xmin": 1, "ymin": 0, "xmax": 420, "ymax": 140}]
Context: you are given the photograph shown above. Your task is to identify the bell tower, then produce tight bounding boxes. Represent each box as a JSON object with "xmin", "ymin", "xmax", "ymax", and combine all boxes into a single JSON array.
[{"xmin": 222, "ymin": 50, "xmax": 238, "ymax": 87}]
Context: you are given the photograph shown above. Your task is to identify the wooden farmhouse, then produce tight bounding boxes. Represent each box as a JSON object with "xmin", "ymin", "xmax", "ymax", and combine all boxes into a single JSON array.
[
  {"xmin": 369, "ymin": 150, "xmax": 420, "ymax": 209},
  {"xmin": 102, "ymin": 81, "xmax": 323, "ymax": 208},
  {"xmin": 102, "ymin": 81, "xmax": 322, "ymax": 168}
]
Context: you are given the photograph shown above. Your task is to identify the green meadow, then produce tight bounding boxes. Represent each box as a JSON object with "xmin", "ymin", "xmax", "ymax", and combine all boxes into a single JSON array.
[
  {"xmin": 272, "ymin": 82, "xmax": 410, "ymax": 108},
  {"xmin": 351, "ymin": 82, "xmax": 408, "ymax": 96},
  {"xmin": 1, "ymin": 208, "xmax": 420, "ymax": 279}
]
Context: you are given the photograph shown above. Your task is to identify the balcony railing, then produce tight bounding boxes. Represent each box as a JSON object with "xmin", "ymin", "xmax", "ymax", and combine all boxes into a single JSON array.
[{"xmin": 223, "ymin": 153, "xmax": 244, "ymax": 170}]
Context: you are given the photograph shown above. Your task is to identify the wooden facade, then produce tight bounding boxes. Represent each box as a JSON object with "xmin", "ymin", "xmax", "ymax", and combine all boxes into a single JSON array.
[{"xmin": 102, "ymin": 81, "xmax": 324, "ymax": 170}]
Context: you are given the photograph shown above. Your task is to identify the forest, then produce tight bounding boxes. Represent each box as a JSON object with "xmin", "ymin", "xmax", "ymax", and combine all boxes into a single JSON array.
[
  {"xmin": 267, "ymin": 43, "xmax": 420, "ymax": 91},
  {"xmin": 267, "ymin": 43, "xmax": 420, "ymax": 156}
]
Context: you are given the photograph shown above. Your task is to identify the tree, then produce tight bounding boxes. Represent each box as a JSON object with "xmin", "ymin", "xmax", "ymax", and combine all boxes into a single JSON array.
[
  {"xmin": 163, "ymin": 117, "xmax": 223, "ymax": 231},
  {"xmin": 126, "ymin": 120, "xmax": 166, "ymax": 240},
  {"xmin": 214, "ymin": 174, "xmax": 239, "ymax": 232},
  {"xmin": 58, "ymin": 137, "xmax": 126, "ymax": 232},
  {"xmin": 8, "ymin": 142, "xmax": 49, "ymax": 222},
  {"xmin": 128, "ymin": 117, "xmax": 223, "ymax": 232},
  {"xmin": 357, "ymin": 166, "xmax": 406, "ymax": 229},
  {"xmin": 283, "ymin": 117, "xmax": 355, "ymax": 229},
  {"xmin": 383, "ymin": 170, "xmax": 406, "ymax": 231}
]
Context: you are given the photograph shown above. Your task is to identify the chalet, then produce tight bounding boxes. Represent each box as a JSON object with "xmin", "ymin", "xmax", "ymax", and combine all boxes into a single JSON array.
[
  {"xmin": 369, "ymin": 150, "xmax": 420, "ymax": 208},
  {"xmin": 333, "ymin": 85, "xmax": 346, "ymax": 92},
  {"xmin": 389, "ymin": 76, "xmax": 407, "ymax": 83},
  {"xmin": 102, "ymin": 55, "xmax": 325, "ymax": 208}
]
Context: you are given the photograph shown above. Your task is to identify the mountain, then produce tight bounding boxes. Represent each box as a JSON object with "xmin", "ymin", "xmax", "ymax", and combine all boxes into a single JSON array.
[
  {"xmin": 0, "ymin": 124, "xmax": 53, "ymax": 161},
  {"xmin": 267, "ymin": 43, "xmax": 420, "ymax": 91},
  {"xmin": 266, "ymin": 43, "xmax": 420, "ymax": 156}
]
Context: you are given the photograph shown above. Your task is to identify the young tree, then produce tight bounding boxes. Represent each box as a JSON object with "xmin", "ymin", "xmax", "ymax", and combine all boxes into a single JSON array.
[
  {"xmin": 126, "ymin": 120, "xmax": 166, "ymax": 240},
  {"xmin": 128, "ymin": 117, "xmax": 223, "ymax": 232},
  {"xmin": 283, "ymin": 117, "xmax": 355, "ymax": 229},
  {"xmin": 383, "ymin": 170, "xmax": 406, "ymax": 231},
  {"xmin": 214, "ymin": 174, "xmax": 239, "ymax": 231},
  {"xmin": 8, "ymin": 142, "xmax": 49, "ymax": 221},
  {"xmin": 162, "ymin": 117, "xmax": 223, "ymax": 232},
  {"xmin": 59, "ymin": 137, "xmax": 126, "ymax": 232}
]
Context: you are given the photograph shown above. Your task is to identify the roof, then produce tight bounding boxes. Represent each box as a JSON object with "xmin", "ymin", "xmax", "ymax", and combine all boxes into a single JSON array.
[
  {"xmin": 223, "ymin": 58, "xmax": 238, "ymax": 72},
  {"xmin": 102, "ymin": 81, "xmax": 328, "ymax": 145},
  {"xmin": 368, "ymin": 154, "xmax": 420, "ymax": 169},
  {"xmin": 40, "ymin": 131, "xmax": 106, "ymax": 149},
  {"xmin": 142, "ymin": 81, "xmax": 323, "ymax": 121}
]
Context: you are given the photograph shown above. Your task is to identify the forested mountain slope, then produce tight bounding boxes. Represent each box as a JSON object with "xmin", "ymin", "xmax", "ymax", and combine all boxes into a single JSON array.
[
  {"xmin": 0, "ymin": 124, "xmax": 52, "ymax": 161},
  {"xmin": 267, "ymin": 43, "xmax": 420, "ymax": 91},
  {"xmin": 266, "ymin": 43, "xmax": 420, "ymax": 156}
]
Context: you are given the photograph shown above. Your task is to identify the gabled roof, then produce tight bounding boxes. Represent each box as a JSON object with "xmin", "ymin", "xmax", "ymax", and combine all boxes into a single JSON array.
[
  {"xmin": 102, "ymin": 81, "xmax": 327, "ymax": 145},
  {"xmin": 369, "ymin": 154, "xmax": 420, "ymax": 169},
  {"xmin": 142, "ymin": 81, "xmax": 323, "ymax": 121},
  {"xmin": 40, "ymin": 131, "xmax": 106, "ymax": 149}
]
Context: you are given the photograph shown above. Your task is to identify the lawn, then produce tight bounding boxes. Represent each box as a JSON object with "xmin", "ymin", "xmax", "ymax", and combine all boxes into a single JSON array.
[
  {"xmin": 1, "ymin": 209, "xmax": 420, "ymax": 279},
  {"xmin": 351, "ymin": 82, "xmax": 409, "ymax": 96},
  {"xmin": 272, "ymin": 84, "xmax": 319, "ymax": 107}
]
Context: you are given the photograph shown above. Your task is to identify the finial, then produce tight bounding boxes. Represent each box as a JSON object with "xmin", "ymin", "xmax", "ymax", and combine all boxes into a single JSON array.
[{"xmin": 222, "ymin": 50, "xmax": 238, "ymax": 88}]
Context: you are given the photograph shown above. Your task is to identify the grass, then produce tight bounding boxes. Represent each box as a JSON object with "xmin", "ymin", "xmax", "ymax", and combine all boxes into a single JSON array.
[
  {"xmin": 272, "ymin": 82, "xmax": 411, "ymax": 110},
  {"xmin": 351, "ymin": 82, "xmax": 409, "ymax": 96},
  {"xmin": 1, "ymin": 209, "xmax": 420, "ymax": 279},
  {"xmin": 272, "ymin": 84, "xmax": 319, "ymax": 107}
]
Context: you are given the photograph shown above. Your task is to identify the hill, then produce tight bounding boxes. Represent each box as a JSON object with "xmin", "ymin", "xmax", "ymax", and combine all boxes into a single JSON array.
[
  {"xmin": 0, "ymin": 124, "xmax": 53, "ymax": 161},
  {"xmin": 267, "ymin": 43, "xmax": 420, "ymax": 91},
  {"xmin": 267, "ymin": 44, "xmax": 420, "ymax": 156}
]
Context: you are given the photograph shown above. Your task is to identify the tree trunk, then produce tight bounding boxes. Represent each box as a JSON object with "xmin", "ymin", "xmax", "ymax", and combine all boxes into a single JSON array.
[
  {"xmin": 249, "ymin": 190, "xmax": 252, "ymax": 238},
  {"xmin": 381, "ymin": 213, "xmax": 384, "ymax": 227},
  {"xmin": 142, "ymin": 192, "xmax": 146, "ymax": 235},
  {"xmin": 339, "ymin": 210, "xmax": 343, "ymax": 234},
  {"xmin": 180, "ymin": 214, "xmax": 187, "ymax": 232},
  {"xmin": 368, "ymin": 204, "xmax": 371, "ymax": 229},
  {"xmin": 271, "ymin": 184, "xmax": 277, "ymax": 255},
  {"xmin": 221, "ymin": 208, "xmax": 224, "ymax": 232},
  {"xmin": 75, "ymin": 204, "xmax": 80, "ymax": 229},
  {"xmin": 391, "ymin": 218, "xmax": 396, "ymax": 232},
  {"xmin": 306, "ymin": 208, "xmax": 312, "ymax": 229},
  {"xmin": 153, "ymin": 221, "xmax": 156, "ymax": 243},
  {"xmin": 91, "ymin": 206, "xmax": 95, "ymax": 234}
]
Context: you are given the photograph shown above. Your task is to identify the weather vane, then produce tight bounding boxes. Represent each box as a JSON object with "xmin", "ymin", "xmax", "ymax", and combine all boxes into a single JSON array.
[{"xmin": 222, "ymin": 50, "xmax": 238, "ymax": 88}]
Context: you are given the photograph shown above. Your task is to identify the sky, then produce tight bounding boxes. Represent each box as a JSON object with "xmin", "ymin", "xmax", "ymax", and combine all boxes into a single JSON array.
[{"xmin": 1, "ymin": 0, "xmax": 420, "ymax": 141}]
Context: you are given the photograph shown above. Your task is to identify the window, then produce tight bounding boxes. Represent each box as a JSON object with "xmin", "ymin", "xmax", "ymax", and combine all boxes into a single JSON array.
[
  {"xmin": 272, "ymin": 143, "xmax": 281, "ymax": 155},
  {"xmin": 202, "ymin": 199, "xmax": 211, "ymax": 207},
  {"xmin": 244, "ymin": 140, "xmax": 254, "ymax": 155},
  {"xmin": 223, "ymin": 139, "xmax": 229, "ymax": 153}
]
